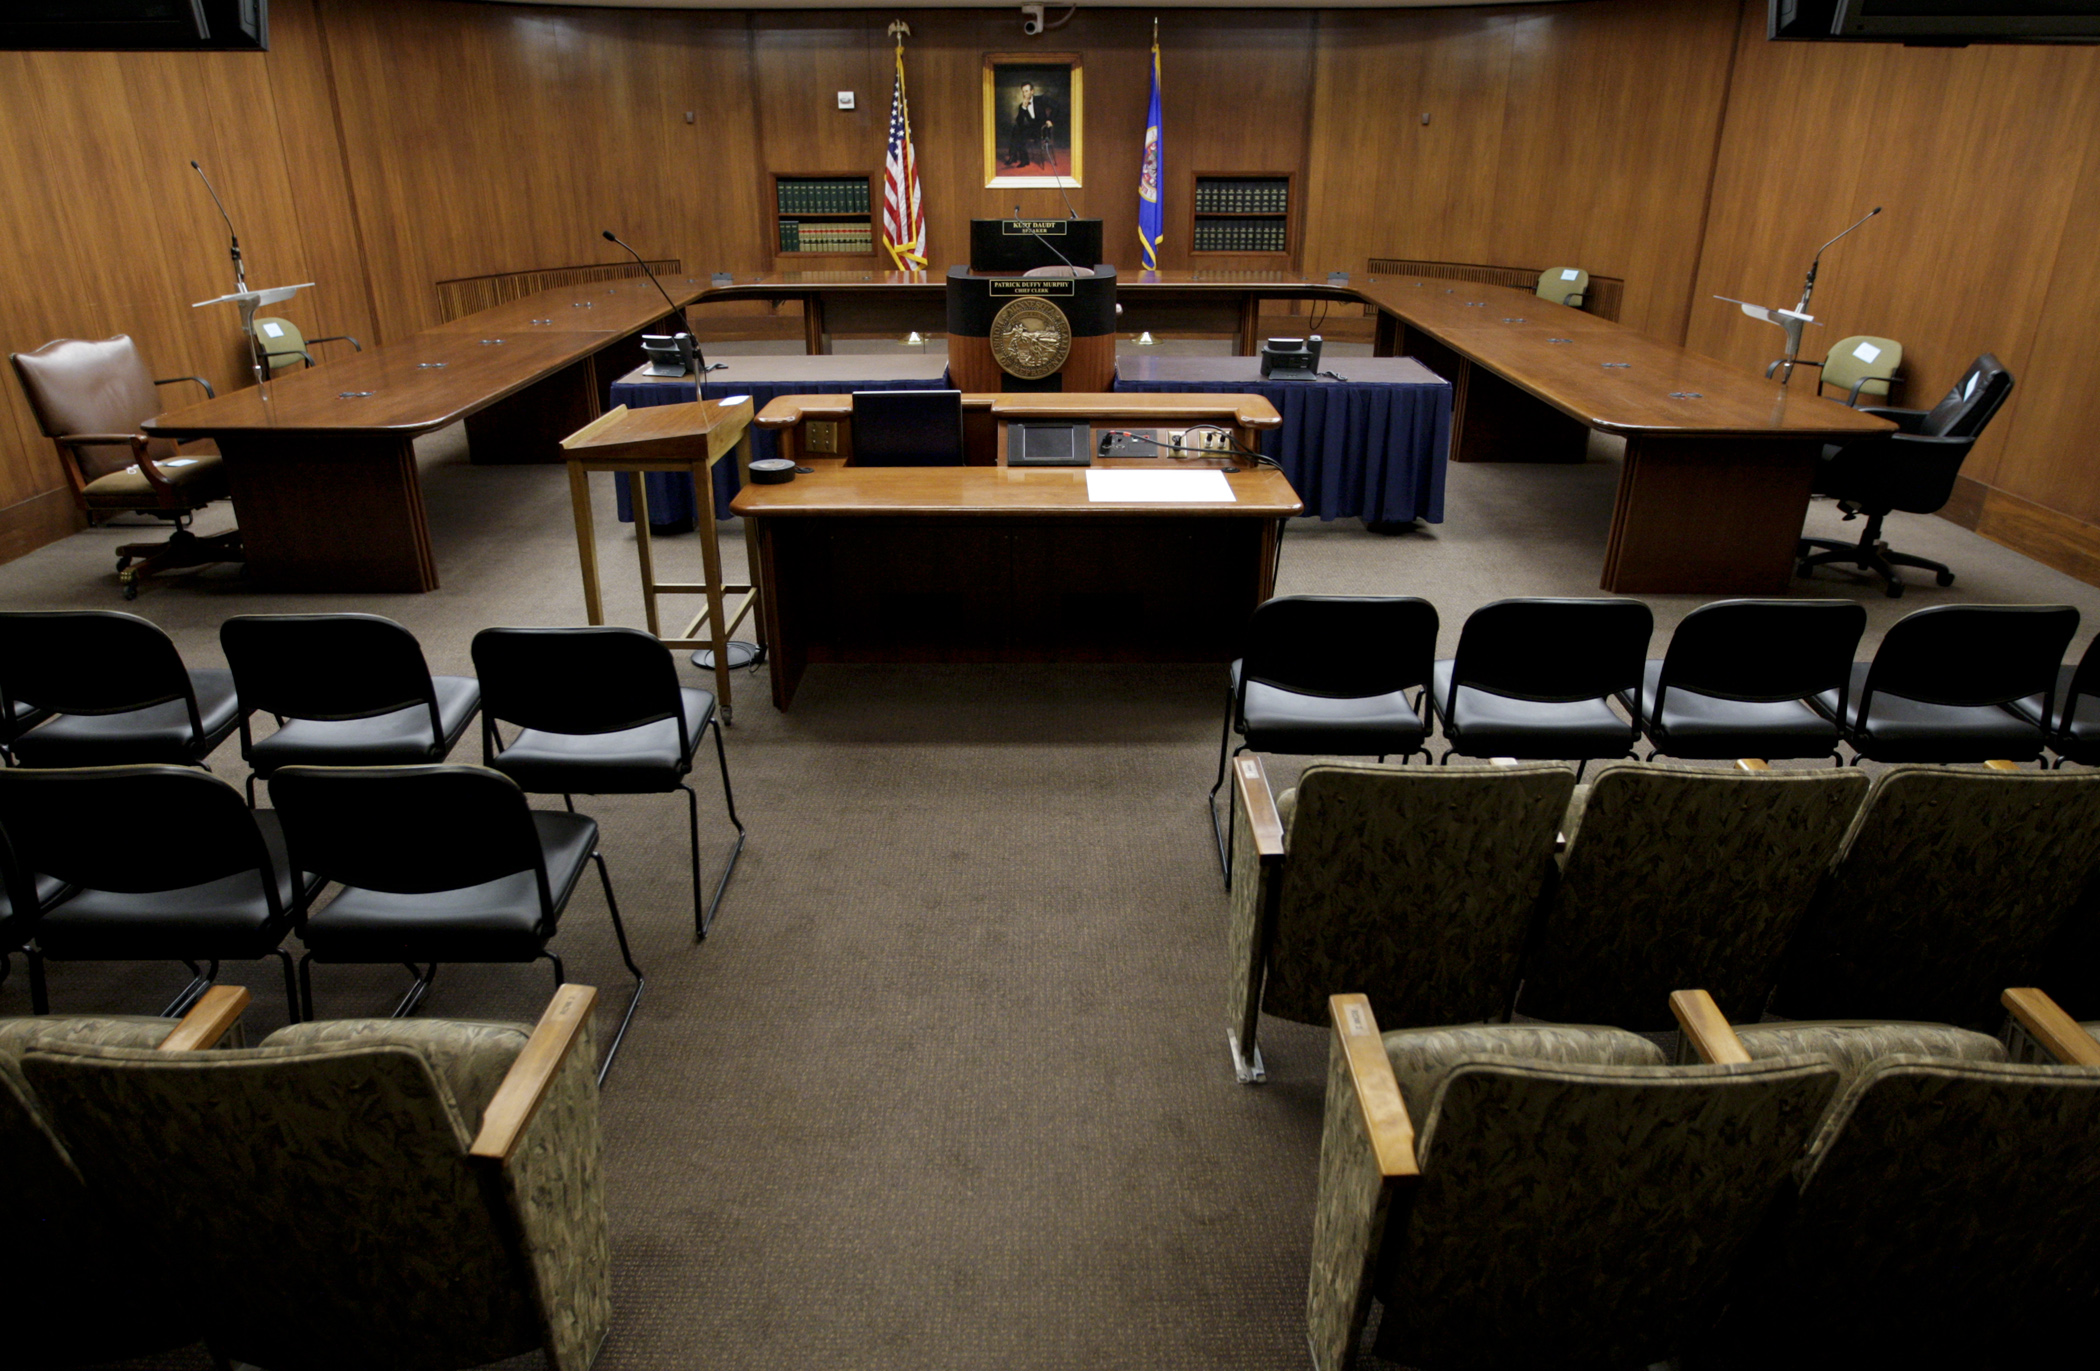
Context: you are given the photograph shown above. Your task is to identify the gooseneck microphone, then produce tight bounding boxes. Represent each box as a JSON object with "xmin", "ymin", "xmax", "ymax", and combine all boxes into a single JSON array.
[
  {"xmin": 192, "ymin": 160, "xmax": 246, "ymax": 292},
  {"xmin": 1797, "ymin": 206, "xmax": 1882, "ymax": 316},
  {"xmin": 602, "ymin": 230, "xmax": 717, "ymax": 376}
]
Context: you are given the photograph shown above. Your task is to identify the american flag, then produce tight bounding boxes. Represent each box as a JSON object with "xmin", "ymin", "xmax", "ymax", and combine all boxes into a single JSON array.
[{"xmin": 881, "ymin": 43, "xmax": 927, "ymax": 271}]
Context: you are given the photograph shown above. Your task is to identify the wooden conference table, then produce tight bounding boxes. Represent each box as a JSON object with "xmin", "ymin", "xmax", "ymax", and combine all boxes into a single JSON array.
[
  {"xmin": 144, "ymin": 268, "xmax": 1888, "ymax": 595},
  {"xmin": 696, "ymin": 271, "xmax": 1894, "ymax": 595},
  {"xmin": 735, "ymin": 392, "xmax": 1300, "ymax": 710}
]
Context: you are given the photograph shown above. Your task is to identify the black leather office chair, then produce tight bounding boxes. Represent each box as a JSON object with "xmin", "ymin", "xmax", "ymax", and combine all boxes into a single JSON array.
[
  {"xmin": 472, "ymin": 626, "xmax": 746, "ymax": 940},
  {"xmin": 1634, "ymin": 599, "xmax": 1865, "ymax": 762},
  {"xmin": 269, "ymin": 764, "xmax": 643, "ymax": 1083},
  {"xmin": 0, "ymin": 765, "xmax": 311, "ymax": 1021},
  {"xmin": 1815, "ymin": 604, "xmax": 2078, "ymax": 765},
  {"xmin": 221, "ymin": 613, "xmax": 481, "ymax": 805},
  {"xmin": 1206, "ymin": 595, "xmax": 1438, "ymax": 884},
  {"xmin": 1432, "ymin": 598, "xmax": 1651, "ymax": 774},
  {"xmin": 1797, "ymin": 353, "xmax": 2014, "ymax": 597},
  {"xmin": 0, "ymin": 611, "xmax": 238, "ymax": 768},
  {"xmin": 2008, "ymin": 633, "xmax": 2100, "ymax": 769},
  {"xmin": 850, "ymin": 389, "xmax": 966, "ymax": 466}
]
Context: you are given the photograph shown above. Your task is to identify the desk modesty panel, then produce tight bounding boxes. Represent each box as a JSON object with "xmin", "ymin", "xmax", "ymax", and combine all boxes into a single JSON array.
[{"xmin": 735, "ymin": 392, "xmax": 1299, "ymax": 708}]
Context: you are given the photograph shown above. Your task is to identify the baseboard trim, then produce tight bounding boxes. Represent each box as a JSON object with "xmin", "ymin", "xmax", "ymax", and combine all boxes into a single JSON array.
[
  {"xmin": 1941, "ymin": 475, "xmax": 2100, "ymax": 588},
  {"xmin": 0, "ymin": 488, "xmax": 85, "ymax": 565}
]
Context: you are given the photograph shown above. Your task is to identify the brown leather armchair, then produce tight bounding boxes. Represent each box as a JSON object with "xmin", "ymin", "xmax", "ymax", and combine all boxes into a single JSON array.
[{"xmin": 8, "ymin": 334, "xmax": 242, "ymax": 598}]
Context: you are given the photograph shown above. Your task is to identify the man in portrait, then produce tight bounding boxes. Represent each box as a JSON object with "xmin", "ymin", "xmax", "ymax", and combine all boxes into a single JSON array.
[{"xmin": 1005, "ymin": 80, "xmax": 1056, "ymax": 169}]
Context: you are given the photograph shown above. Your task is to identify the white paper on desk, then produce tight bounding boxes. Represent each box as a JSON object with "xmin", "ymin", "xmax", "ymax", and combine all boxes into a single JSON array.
[{"xmin": 1085, "ymin": 469, "xmax": 1235, "ymax": 503}]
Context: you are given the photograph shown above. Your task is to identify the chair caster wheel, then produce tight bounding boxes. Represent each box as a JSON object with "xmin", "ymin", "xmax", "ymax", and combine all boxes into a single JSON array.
[
  {"xmin": 1884, "ymin": 582, "xmax": 1904, "ymax": 599},
  {"xmin": 121, "ymin": 582, "xmax": 139, "ymax": 601},
  {"xmin": 1796, "ymin": 564, "xmax": 1813, "ymax": 579},
  {"xmin": 1936, "ymin": 571, "xmax": 1955, "ymax": 586}
]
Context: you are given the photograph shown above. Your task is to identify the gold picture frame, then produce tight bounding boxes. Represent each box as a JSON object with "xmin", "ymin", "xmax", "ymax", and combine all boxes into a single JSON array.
[{"xmin": 983, "ymin": 53, "xmax": 1083, "ymax": 189}]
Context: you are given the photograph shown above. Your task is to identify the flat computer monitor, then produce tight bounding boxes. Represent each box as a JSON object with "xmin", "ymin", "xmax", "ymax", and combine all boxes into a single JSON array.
[{"xmin": 850, "ymin": 390, "xmax": 966, "ymax": 467}]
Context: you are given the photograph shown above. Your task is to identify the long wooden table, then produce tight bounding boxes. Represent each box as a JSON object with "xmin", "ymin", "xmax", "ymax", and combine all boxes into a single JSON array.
[
  {"xmin": 696, "ymin": 271, "xmax": 1893, "ymax": 596},
  {"xmin": 141, "ymin": 268, "xmax": 1889, "ymax": 595},
  {"xmin": 143, "ymin": 281, "xmax": 680, "ymax": 590},
  {"xmin": 736, "ymin": 392, "xmax": 1299, "ymax": 709}
]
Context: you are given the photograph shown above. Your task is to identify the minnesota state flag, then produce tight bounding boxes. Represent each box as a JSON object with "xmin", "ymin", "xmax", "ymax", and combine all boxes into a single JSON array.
[{"xmin": 1137, "ymin": 26, "xmax": 1164, "ymax": 270}]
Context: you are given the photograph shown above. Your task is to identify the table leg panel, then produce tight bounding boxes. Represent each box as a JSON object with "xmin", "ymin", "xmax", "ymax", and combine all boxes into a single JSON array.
[
  {"xmin": 219, "ymin": 433, "xmax": 438, "ymax": 592},
  {"xmin": 465, "ymin": 357, "xmax": 600, "ymax": 464},
  {"xmin": 1601, "ymin": 436, "xmax": 1818, "ymax": 595}
]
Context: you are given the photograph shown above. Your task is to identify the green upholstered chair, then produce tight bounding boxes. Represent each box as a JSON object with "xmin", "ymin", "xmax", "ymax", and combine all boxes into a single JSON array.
[
  {"xmin": 1, "ymin": 986, "xmax": 248, "ymax": 1369},
  {"xmin": 250, "ymin": 315, "xmax": 361, "ymax": 376},
  {"xmin": 1680, "ymin": 988, "xmax": 2100, "ymax": 1369},
  {"xmin": 1774, "ymin": 766, "xmax": 2100, "ymax": 1029},
  {"xmin": 1535, "ymin": 266, "xmax": 1589, "ymax": 308},
  {"xmin": 1307, "ymin": 992, "xmax": 1838, "ymax": 1371},
  {"xmin": 1516, "ymin": 762, "xmax": 1867, "ymax": 1030},
  {"xmin": 1808, "ymin": 333, "xmax": 1903, "ymax": 406},
  {"xmin": 24, "ymin": 985, "xmax": 611, "ymax": 1371},
  {"xmin": 1225, "ymin": 758, "xmax": 1574, "ymax": 1082}
]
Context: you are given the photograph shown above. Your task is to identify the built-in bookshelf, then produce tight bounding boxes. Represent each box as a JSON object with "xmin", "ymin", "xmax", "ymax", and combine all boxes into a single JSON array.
[
  {"xmin": 773, "ymin": 174, "xmax": 877, "ymax": 256},
  {"xmin": 1190, "ymin": 174, "xmax": 1292, "ymax": 255}
]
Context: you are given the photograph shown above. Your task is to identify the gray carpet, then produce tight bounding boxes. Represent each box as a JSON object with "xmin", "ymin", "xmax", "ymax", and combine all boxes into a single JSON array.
[{"xmin": 9, "ymin": 406, "xmax": 2099, "ymax": 1370}]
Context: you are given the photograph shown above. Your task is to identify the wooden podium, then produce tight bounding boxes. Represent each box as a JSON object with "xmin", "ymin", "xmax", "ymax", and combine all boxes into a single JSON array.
[
  {"xmin": 946, "ymin": 265, "xmax": 1117, "ymax": 393},
  {"xmin": 559, "ymin": 398, "xmax": 762, "ymax": 720}
]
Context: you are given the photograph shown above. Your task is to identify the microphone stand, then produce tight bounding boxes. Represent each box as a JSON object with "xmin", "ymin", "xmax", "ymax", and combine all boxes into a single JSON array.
[
  {"xmin": 190, "ymin": 160, "xmax": 313, "ymax": 386},
  {"xmin": 1714, "ymin": 206, "xmax": 1882, "ymax": 386}
]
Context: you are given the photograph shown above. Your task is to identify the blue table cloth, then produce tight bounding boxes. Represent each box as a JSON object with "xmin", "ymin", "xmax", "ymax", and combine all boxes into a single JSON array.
[
  {"xmin": 607, "ymin": 357, "xmax": 952, "ymax": 529},
  {"xmin": 1111, "ymin": 356, "xmax": 1451, "ymax": 525}
]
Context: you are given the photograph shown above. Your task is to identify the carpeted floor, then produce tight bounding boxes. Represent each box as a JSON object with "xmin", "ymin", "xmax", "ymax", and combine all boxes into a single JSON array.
[{"xmin": 10, "ymin": 392, "xmax": 2098, "ymax": 1370}]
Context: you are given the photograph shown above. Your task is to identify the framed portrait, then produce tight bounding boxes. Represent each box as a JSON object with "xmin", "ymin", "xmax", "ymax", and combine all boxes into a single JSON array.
[{"xmin": 983, "ymin": 53, "xmax": 1083, "ymax": 189}]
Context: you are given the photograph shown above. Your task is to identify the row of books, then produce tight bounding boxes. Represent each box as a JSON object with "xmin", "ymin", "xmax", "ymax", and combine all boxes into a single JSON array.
[
  {"xmin": 777, "ymin": 180, "xmax": 870, "ymax": 214},
  {"xmin": 1194, "ymin": 179, "xmax": 1289, "ymax": 214},
  {"xmin": 1193, "ymin": 221, "xmax": 1288, "ymax": 253},
  {"xmin": 779, "ymin": 220, "xmax": 874, "ymax": 253}
]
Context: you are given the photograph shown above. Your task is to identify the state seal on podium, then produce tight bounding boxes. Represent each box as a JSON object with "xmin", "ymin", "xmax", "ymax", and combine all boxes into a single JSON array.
[{"xmin": 989, "ymin": 295, "xmax": 1072, "ymax": 380}]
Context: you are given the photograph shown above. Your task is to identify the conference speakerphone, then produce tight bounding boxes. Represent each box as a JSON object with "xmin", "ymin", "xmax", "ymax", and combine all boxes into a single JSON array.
[{"xmin": 1006, "ymin": 422, "xmax": 1094, "ymax": 466}]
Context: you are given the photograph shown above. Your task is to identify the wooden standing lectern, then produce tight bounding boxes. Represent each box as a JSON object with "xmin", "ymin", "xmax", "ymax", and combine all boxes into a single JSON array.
[{"xmin": 559, "ymin": 398, "xmax": 763, "ymax": 721}]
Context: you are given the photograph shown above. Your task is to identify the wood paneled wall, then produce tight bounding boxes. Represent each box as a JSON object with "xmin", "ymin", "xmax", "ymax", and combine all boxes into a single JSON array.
[{"xmin": 3, "ymin": 0, "xmax": 2100, "ymax": 584}]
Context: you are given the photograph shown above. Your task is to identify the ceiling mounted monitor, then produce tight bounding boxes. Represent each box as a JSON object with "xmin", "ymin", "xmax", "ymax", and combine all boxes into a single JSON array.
[
  {"xmin": 1773, "ymin": 0, "xmax": 2100, "ymax": 43},
  {"xmin": 0, "ymin": 0, "xmax": 267, "ymax": 51}
]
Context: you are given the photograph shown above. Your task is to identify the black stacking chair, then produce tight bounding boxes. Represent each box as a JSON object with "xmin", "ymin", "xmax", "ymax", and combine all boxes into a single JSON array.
[
  {"xmin": 1432, "ymin": 598, "xmax": 1651, "ymax": 775},
  {"xmin": 2013, "ymin": 635, "xmax": 2100, "ymax": 769},
  {"xmin": 0, "ymin": 766, "xmax": 310, "ymax": 1020},
  {"xmin": 471, "ymin": 626, "xmax": 746, "ymax": 940},
  {"xmin": 0, "ymin": 699, "xmax": 50, "ymax": 765},
  {"xmin": 221, "ymin": 614, "xmax": 481, "ymax": 805},
  {"xmin": 1634, "ymin": 599, "xmax": 1866, "ymax": 762},
  {"xmin": 0, "ymin": 611, "xmax": 237, "ymax": 768},
  {"xmin": 1816, "ymin": 604, "xmax": 2079, "ymax": 765},
  {"xmin": 1206, "ymin": 595, "xmax": 1439, "ymax": 884},
  {"xmin": 268, "ymin": 764, "xmax": 642, "ymax": 1083},
  {"xmin": 1797, "ymin": 353, "xmax": 2014, "ymax": 597}
]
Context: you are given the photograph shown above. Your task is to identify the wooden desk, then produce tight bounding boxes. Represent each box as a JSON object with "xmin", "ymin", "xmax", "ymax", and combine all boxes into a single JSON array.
[
  {"xmin": 736, "ymin": 393, "xmax": 1299, "ymax": 709},
  {"xmin": 559, "ymin": 398, "xmax": 760, "ymax": 720},
  {"xmin": 697, "ymin": 271, "xmax": 1893, "ymax": 595}
]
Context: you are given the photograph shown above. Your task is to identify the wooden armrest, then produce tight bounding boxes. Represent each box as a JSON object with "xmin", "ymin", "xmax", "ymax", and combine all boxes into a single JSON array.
[
  {"xmin": 1669, "ymin": 989, "xmax": 1751, "ymax": 1065},
  {"xmin": 2002, "ymin": 988, "xmax": 2100, "ymax": 1067},
  {"xmin": 1232, "ymin": 754, "xmax": 1285, "ymax": 859},
  {"xmin": 1736, "ymin": 758, "xmax": 1771, "ymax": 772},
  {"xmin": 470, "ymin": 983, "xmax": 599, "ymax": 1162},
  {"xmin": 1985, "ymin": 759, "xmax": 2022, "ymax": 772},
  {"xmin": 1329, "ymin": 994, "xmax": 1416, "ymax": 1179},
  {"xmin": 57, "ymin": 432, "xmax": 148, "ymax": 449},
  {"xmin": 157, "ymin": 985, "xmax": 251, "ymax": 1051}
]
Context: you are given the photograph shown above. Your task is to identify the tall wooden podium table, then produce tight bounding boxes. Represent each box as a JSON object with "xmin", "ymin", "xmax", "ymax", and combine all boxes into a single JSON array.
[
  {"xmin": 559, "ymin": 398, "xmax": 760, "ymax": 720},
  {"xmin": 735, "ymin": 393, "xmax": 1299, "ymax": 709}
]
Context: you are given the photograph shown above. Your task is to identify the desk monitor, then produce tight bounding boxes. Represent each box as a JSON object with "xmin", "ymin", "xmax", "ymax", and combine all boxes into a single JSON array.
[{"xmin": 851, "ymin": 389, "xmax": 966, "ymax": 467}]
